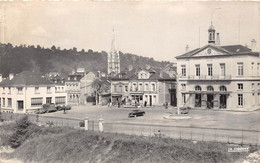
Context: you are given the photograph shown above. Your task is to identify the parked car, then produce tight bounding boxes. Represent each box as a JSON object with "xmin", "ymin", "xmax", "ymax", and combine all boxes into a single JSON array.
[
  {"xmin": 43, "ymin": 103, "xmax": 56, "ymax": 113},
  {"xmin": 35, "ymin": 107, "xmax": 47, "ymax": 114},
  {"xmin": 128, "ymin": 109, "xmax": 145, "ymax": 118},
  {"xmin": 180, "ymin": 107, "xmax": 191, "ymax": 114}
]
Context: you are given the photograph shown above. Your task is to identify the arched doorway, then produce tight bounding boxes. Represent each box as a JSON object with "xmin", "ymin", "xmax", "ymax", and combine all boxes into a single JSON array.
[
  {"xmin": 207, "ymin": 86, "xmax": 214, "ymax": 109},
  {"xmin": 219, "ymin": 86, "xmax": 227, "ymax": 109},
  {"xmin": 195, "ymin": 86, "xmax": 202, "ymax": 107}
]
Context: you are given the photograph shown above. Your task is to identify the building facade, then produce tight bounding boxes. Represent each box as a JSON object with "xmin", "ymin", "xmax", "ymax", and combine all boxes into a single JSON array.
[
  {"xmin": 0, "ymin": 71, "xmax": 67, "ymax": 113},
  {"xmin": 107, "ymin": 29, "xmax": 120, "ymax": 75},
  {"xmin": 176, "ymin": 23, "xmax": 260, "ymax": 111},
  {"xmin": 110, "ymin": 68, "xmax": 176, "ymax": 107},
  {"xmin": 65, "ymin": 69, "xmax": 96, "ymax": 105}
]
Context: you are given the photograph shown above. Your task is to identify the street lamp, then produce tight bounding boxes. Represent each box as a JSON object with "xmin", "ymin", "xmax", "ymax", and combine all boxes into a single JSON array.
[{"xmin": 176, "ymin": 73, "xmax": 182, "ymax": 115}]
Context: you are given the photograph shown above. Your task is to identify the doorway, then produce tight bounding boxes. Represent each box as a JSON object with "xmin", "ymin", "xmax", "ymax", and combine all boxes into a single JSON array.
[
  {"xmin": 195, "ymin": 94, "xmax": 201, "ymax": 107},
  {"xmin": 17, "ymin": 101, "xmax": 24, "ymax": 111},
  {"xmin": 207, "ymin": 94, "xmax": 214, "ymax": 109},
  {"xmin": 170, "ymin": 93, "xmax": 177, "ymax": 107},
  {"xmin": 149, "ymin": 95, "xmax": 152, "ymax": 106},
  {"xmin": 219, "ymin": 94, "xmax": 227, "ymax": 109}
]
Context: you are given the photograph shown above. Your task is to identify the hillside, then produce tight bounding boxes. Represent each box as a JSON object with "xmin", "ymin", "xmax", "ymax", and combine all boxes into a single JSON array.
[
  {"xmin": 0, "ymin": 43, "xmax": 171, "ymax": 77},
  {"xmin": 0, "ymin": 116, "xmax": 255, "ymax": 163}
]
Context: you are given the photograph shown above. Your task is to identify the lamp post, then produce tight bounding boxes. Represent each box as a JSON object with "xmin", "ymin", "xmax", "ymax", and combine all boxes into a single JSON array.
[{"xmin": 176, "ymin": 73, "xmax": 182, "ymax": 115}]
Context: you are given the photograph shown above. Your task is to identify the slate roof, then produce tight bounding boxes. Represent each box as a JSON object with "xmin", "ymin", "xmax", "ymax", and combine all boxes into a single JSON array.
[
  {"xmin": 111, "ymin": 67, "xmax": 175, "ymax": 81},
  {"xmin": 0, "ymin": 71, "xmax": 54, "ymax": 86},
  {"xmin": 176, "ymin": 44, "xmax": 259, "ymax": 59}
]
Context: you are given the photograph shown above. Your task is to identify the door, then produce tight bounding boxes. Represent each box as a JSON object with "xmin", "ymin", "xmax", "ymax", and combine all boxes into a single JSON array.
[
  {"xmin": 219, "ymin": 94, "xmax": 227, "ymax": 109},
  {"xmin": 17, "ymin": 101, "xmax": 24, "ymax": 111},
  {"xmin": 170, "ymin": 93, "xmax": 177, "ymax": 107},
  {"xmin": 195, "ymin": 94, "xmax": 201, "ymax": 107},
  {"xmin": 207, "ymin": 94, "xmax": 214, "ymax": 109},
  {"xmin": 149, "ymin": 95, "xmax": 152, "ymax": 106},
  {"xmin": 46, "ymin": 97, "xmax": 52, "ymax": 104}
]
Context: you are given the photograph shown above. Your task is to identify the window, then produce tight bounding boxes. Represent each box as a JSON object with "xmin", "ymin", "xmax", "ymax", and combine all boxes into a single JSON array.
[
  {"xmin": 132, "ymin": 83, "xmax": 137, "ymax": 91},
  {"xmin": 195, "ymin": 86, "xmax": 201, "ymax": 91},
  {"xmin": 8, "ymin": 87, "xmax": 11, "ymax": 94},
  {"xmin": 35, "ymin": 87, "xmax": 39, "ymax": 94},
  {"xmin": 238, "ymin": 94, "xmax": 243, "ymax": 106},
  {"xmin": 47, "ymin": 87, "xmax": 51, "ymax": 93},
  {"xmin": 138, "ymin": 83, "xmax": 143, "ymax": 91},
  {"xmin": 252, "ymin": 62, "xmax": 254, "ymax": 75},
  {"xmin": 181, "ymin": 65, "xmax": 186, "ymax": 76},
  {"xmin": 31, "ymin": 98, "xmax": 43, "ymax": 106},
  {"xmin": 238, "ymin": 83, "xmax": 243, "ymax": 90},
  {"xmin": 220, "ymin": 63, "xmax": 225, "ymax": 76},
  {"xmin": 125, "ymin": 86, "xmax": 128, "ymax": 92},
  {"xmin": 46, "ymin": 97, "xmax": 52, "ymax": 104},
  {"xmin": 237, "ymin": 63, "xmax": 243, "ymax": 76},
  {"xmin": 181, "ymin": 84, "xmax": 186, "ymax": 91},
  {"xmin": 252, "ymin": 83, "xmax": 255, "ymax": 91},
  {"xmin": 195, "ymin": 65, "xmax": 200, "ymax": 76},
  {"xmin": 257, "ymin": 63, "xmax": 260, "ymax": 75},
  {"xmin": 207, "ymin": 86, "xmax": 214, "ymax": 91},
  {"xmin": 17, "ymin": 87, "xmax": 23, "ymax": 94},
  {"xmin": 220, "ymin": 86, "xmax": 227, "ymax": 91},
  {"xmin": 55, "ymin": 96, "xmax": 66, "ymax": 105},
  {"xmin": 151, "ymin": 83, "xmax": 156, "ymax": 91},
  {"xmin": 182, "ymin": 93, "xmax": 186, "ymax": 104},
  {"xmin": 145, "ymin": 83, "xmax": 149, "ymax": 91},
  {"xmin": 7, "ymin": 98, "xmax": 12, "ymax": 107},
  {"xmin": 258, "ymin": 83, "xmax": 260, "ymax": 90},
  {"xmin": 3, "ymin": 98, "xmax": 5, "ymax": 106},
  {"xmin": 2, "ymin": 87, "xmax": 5, "ymax": 94},
  {"xmin": 207, "ymin": 64, "xmax": 213, "ymax": 76}
]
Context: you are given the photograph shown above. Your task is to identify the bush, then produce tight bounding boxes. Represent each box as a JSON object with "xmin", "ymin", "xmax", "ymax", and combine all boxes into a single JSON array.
[{"xmin": 7, "ymin": 116, "xmax": 36, "ymax": 148}]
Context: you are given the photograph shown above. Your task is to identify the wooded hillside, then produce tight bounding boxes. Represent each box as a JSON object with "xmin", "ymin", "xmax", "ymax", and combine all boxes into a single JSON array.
[{"xmin": 0, "ymin": 43, "xmax": 171, "ymax": 77}]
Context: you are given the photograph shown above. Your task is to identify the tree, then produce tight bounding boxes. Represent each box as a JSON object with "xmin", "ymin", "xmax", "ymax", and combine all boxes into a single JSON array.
[
  {"xmin": 51, "ymin": 45, "xmax": 56, "ymax": 51},
  {"xmin": 91, "ymin": 78, "xmax": 102, "ymax": 105}
]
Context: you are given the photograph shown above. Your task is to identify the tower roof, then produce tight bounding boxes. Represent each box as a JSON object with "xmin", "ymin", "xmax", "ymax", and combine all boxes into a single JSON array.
[{"xmin": 208, "ymin": 22, "xmax": 215, "ymax": 31}]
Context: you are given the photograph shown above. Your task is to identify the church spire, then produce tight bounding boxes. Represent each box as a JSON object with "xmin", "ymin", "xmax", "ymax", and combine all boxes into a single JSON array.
[{"xmin": 107, "ymin": 28, "xmax": 120, "ymax": 75}]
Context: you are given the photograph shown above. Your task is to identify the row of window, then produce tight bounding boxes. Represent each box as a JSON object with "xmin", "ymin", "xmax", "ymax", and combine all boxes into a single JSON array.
[
  {"xmin": 113, "ymin": 83, "xmax": 157, "ymax": 92},
  {"xmin": 0, "ymin": 98, "xmax": 12, "ymax": 107},
  {"xmin": 31, "ymin": 97, "xmax": 66, "ymax": 106},
  {"xmin": 180, "ymin": 83, "xmax": 260, "ymax": 91},
  {"xmin": 181, "ymin": 93, "xmax": 244, "ymax": 107},
  {"xmin": 181, "ymin": 62, "xmax": 260, "ymax": 77},
  {"xmin": 181, "ymin": 85, "xmax": 227, "ymax": 92}
]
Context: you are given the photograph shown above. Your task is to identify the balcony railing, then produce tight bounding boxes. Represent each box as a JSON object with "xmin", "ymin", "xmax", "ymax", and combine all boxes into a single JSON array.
[{"xmin": 187, "ymin": 75, "xmax": 232, "ymax": 80}]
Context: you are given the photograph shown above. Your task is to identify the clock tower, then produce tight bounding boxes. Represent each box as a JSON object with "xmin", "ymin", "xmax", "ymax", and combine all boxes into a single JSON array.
[{"xmin": 208, "ymin": 22, "xmax": 216, "ymax": 44}]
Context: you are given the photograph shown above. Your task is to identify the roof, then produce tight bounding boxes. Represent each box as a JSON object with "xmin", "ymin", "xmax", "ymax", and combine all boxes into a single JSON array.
[
  {"xmin": 0, "ymin": 71, "xmax": 54, "ymax": 86},
  {"xmin": 111, "ymin": 67, "xmax": 176, "ymax": 81},
  {"xmin": 176, "ymin": 44, "xmax": 259, "ymax": 59}
]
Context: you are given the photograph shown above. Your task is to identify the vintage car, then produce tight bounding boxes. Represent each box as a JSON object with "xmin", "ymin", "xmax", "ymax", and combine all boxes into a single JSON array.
[{"xmin": 128, "ymin": 109, "xmax": 145, "ymax": 118}]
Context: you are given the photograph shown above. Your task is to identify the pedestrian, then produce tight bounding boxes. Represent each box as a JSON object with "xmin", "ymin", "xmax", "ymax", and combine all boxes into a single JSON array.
[
  {"xmin": 165, "ymin": 101, "xmax": 168, "ymax": 109},
  {"xmin": 135, "ymin": 100, "xmax": 137, "ymax": 108},
  {"xmin": 118, "ymin": 101, "xmax": 120, "ymax": 108},
  {"xmin": 144, "ymin": 101, "xmax": 147, "ymax": 107}
]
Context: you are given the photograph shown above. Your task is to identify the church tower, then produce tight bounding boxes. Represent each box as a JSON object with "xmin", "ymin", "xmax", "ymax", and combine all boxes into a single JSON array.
[
  {"xmin": 107, "ymin": 28, "xmax": 120, "ymax": 75},
  {"xmin": 208, "ymin": 22, "xmax": 216, "ymax": 44}
]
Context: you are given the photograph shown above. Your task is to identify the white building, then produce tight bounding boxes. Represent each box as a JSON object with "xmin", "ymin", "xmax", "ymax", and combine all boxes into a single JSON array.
[
  {"xmin": 176, "ymin": 23, "xmax": 260, "ymax": 111},
  {"xmin": 0, "ymin": 71, "xmax": 67, "ymax": 113}
]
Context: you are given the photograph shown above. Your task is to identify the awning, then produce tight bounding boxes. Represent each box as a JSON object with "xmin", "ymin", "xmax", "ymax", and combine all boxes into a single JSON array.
[
  {"xmin": 130, "ymin": 92, "xmax": 144, "ymax": 95},
  {"xmin": 111, "ymin": 94, "xmax": 122, "ymax": 97},
  {"xmin": 183, "ymin": 91, "xmax": 231, "ymax": 95}
]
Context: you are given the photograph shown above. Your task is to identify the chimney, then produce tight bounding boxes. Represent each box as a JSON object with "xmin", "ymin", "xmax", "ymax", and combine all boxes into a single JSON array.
[
  {"xmin": 0, "ymin": 74, "xmax": 2, "ymax": 82},
  {"xmin": 251, "ymin": 39, "xmax": 256, "ymax": 52},
  {"xmin": 9, "ymin": 73, "xmax": 14, "ymax": 80},
  {"xmin": 216, "ymin": 33, "xmax": 220, "ymax": 46},
  {"xmin": 185, "ymin": 45, "xmax": 189, "ymax": 52}
]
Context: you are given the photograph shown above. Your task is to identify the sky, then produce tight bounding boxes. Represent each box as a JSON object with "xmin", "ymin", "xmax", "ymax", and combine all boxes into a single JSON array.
[{"xmin": 1, "ymin": 1, "xmax": 259, "ymax": 62}]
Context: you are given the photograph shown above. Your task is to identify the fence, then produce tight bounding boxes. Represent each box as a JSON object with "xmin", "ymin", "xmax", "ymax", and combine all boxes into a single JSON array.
[{"xmin": 1, "ymin": 112, "xmax": 259, "ymax": 145}]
